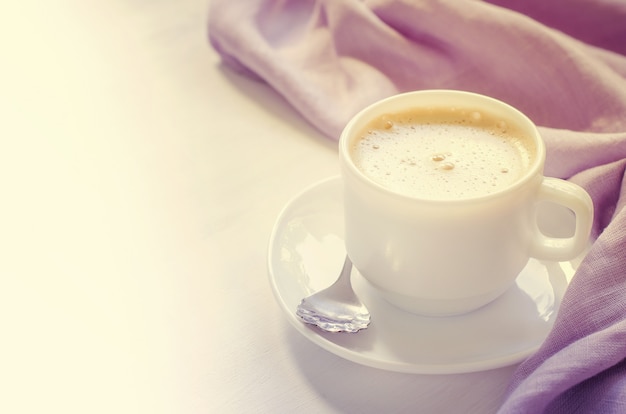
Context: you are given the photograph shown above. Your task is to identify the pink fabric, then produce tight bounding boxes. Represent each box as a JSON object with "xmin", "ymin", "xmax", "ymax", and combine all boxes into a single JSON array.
[{"xmin": 209, "ymin": 1, "xmax": 626, "ymax": 412}]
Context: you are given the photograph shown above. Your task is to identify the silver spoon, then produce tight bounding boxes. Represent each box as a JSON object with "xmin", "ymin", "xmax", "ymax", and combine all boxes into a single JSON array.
[{"xmin": 296, "ymin": 255, "xmax": 370, "ymax": 333}]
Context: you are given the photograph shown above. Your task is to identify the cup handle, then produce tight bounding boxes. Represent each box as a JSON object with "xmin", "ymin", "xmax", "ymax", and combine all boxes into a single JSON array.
[{"xmin": 529, "ymin": 177, "xmax": 594, "ymax": 261}]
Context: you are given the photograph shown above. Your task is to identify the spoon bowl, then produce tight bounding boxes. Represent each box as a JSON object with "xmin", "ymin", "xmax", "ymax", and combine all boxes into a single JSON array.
[{"xmin": 296, "ymin": 256, "xmax": 370, "ymax": 333}]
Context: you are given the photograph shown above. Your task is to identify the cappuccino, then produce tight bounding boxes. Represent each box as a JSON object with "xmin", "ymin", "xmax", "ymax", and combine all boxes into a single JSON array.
[
  {"xmin": 350, "ymin": 107, "xmax": 536, "ymax": 200},
  {"xmin": 340, "ymin": 90, "xmax": 592, "ymax": 316}
]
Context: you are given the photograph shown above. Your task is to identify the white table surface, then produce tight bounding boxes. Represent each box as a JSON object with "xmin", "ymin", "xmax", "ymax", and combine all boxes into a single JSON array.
[{"xmin": 1, "ymin": 1, "xmax": 519, "ymax": 412}]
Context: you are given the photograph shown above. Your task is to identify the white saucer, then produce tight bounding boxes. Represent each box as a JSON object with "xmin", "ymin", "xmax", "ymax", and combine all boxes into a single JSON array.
[{"xmin": 268, "ymin": 176, "xmax": 583, "ymax": 374}]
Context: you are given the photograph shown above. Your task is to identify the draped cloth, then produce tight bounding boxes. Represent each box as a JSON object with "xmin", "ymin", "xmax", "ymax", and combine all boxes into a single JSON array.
[{"xmin": 209, "ymin": 1, "xmax": 626, "ymax": 412}]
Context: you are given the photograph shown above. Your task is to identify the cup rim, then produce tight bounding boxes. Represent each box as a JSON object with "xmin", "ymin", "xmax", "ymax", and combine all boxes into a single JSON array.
[{"xmin": 339, "ymin": 89, "xmax": 546, "ymax": 204}]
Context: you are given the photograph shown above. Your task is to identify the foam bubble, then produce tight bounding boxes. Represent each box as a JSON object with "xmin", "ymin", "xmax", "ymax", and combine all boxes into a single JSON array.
[{"xmin": 440, "ymin": 162, "xmax": 455, "ymax": 171}]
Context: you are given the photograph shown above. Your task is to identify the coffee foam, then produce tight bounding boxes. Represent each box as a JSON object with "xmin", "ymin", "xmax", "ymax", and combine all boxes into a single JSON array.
[{"xmin": 350, "ymin": 107, "xmax": 536, "ymax": 200}]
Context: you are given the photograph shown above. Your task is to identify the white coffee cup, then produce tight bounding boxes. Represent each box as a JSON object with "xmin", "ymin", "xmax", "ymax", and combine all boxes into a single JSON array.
[{"xmin": 339, "ymin": 90, "xmax": 593, "ymax": 316}]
